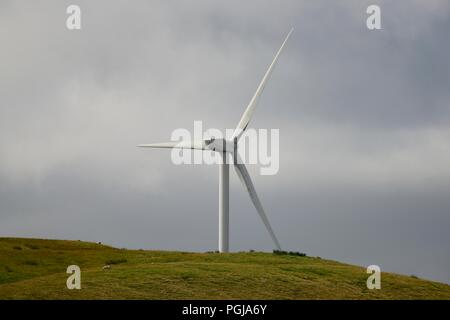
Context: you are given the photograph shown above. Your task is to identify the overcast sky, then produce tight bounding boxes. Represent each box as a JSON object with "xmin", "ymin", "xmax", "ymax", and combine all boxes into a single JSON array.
[{"xmin": 1, "ymin": 0, "xmax": 449, "ymax": 284}]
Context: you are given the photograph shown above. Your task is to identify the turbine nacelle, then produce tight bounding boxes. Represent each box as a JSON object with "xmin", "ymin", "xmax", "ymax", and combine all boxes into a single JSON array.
[{"xmin": 204, "ymin": 138, "xmax": 235, "ymax": 154}]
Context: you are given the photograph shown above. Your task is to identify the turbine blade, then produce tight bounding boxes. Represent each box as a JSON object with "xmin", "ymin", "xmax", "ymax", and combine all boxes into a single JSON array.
[
  {"xmin": 137, "ymin": 140, "xmax": 206, "ymax": 150},
  {"xmin": 234, "ymin": 163, "xmax": 282, "ymax": 250},
  {"xmin": 232, "ymin": 28, "xmax": 293, "ymax": 140}
]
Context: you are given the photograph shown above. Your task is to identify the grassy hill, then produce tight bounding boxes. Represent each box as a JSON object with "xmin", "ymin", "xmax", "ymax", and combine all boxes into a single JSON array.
[{"xmin": 0, "ymin": 237, "xmax": 448, "ymax": 299}]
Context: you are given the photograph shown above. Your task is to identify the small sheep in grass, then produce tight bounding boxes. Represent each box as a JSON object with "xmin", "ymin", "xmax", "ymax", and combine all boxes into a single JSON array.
[{"xmin": 102, "ymin": 265, "xmax": 111, "ymax": 270}]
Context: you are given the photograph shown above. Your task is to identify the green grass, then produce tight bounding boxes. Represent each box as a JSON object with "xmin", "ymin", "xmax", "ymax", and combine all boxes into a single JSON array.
[{"xmin": 0, "ymin": 237, "xmax": 449, "ymax": 300}]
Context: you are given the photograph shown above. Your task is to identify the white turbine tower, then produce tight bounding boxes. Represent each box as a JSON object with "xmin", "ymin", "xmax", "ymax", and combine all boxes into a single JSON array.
[{"xmin": 138, "ymin": 29, "xmax": 293, "ymax": 252}]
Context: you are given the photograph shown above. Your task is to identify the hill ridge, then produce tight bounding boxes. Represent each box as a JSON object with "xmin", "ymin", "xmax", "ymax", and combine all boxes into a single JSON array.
[{"xmin": 0, "ymin": 237, "xmax": 449, "ymax": 299}]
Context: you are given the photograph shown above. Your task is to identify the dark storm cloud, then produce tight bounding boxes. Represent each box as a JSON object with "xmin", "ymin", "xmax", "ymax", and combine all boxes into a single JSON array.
[{"xmin": 1, "ymin": 0, "xmax": 449, "ymax": 283}]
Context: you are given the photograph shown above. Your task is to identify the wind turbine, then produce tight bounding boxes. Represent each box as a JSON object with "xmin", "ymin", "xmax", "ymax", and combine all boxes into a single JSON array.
[{"xmin": 138, "ymin": 29, "xmax": 293, "ymax": 252}]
